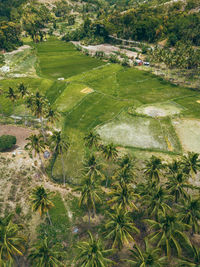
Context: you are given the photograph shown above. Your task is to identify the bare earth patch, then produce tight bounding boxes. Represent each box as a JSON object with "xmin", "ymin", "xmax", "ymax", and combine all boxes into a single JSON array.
[
  {"xmin": 80, "ymin": 87, "xmax": 94, "ymax": 94},
  {"xmin": 0, "ymin": 124, "xmax": 36, "ymax": 149}
]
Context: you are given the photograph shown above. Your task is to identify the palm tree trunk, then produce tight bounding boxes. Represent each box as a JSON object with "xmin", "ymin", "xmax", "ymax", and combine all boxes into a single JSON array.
[
  {"xmin": 61, "ymin": 150, "xmax": 66, "ymax": 186},
  {"xmin": 88, "ymin": 210, "xmax": 91, "ymax": 225},
  {"xmin": 38, "ymin": 153, "xmax": 45, "ymax": 172},
  {"xmin": 40, "ymin": 116, "xmax": 46, "ymax": 142},
  {"xmin": 47, "ymin": 211, "xmax": 52, "ymax": 226}
]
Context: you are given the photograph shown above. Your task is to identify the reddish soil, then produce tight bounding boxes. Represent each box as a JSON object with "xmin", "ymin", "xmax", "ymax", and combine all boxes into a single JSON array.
[{"xmin": 0, "ymin": 124, "xmax": 36, "ymax": 148}]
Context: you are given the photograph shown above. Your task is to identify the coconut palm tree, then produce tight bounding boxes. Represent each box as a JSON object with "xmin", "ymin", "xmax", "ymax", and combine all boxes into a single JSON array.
[
  {"xmin": 166, "ymin": 171, "xmax": 189, "ymax": 203},
  {"xmin": 28, "ymin": 237, "xmax": 64, "ymax": 266},
  {"xmin": 105, "ymin": 208, "xmax": 140, "ymax": 250},
  {"xmin": 101, "ymin": 143, "xmax": 118, "ymax": 186},
  {"xmin": 25, "ymin": 133, "xmax": 45, "ymax": 171},
  {"xmin": 84, "ymin": 131, "xmax": 100, "ymax": 149},
  {"xmin": 142, "ymin": 185, "xmax": 172, "ymax": 220},
  {"xmin": 167, "ymin": 159, "xmax": 182, "ymax": 175},
  {"xmin": 75, "ymin": 231, "xmax": 114, "ymax": 267},
  {"xmin": 31, "ymin": 92, "xmax": 49, "ymax": 141},
  {"xmin": 0, "ymin": 213, "xmax": 26, "ymax": 264},
  {"xmin": 144, "ymin": 156, "xmax": 164, "ymax": 184},
  {"xmin": 49, "ymin": 130, "xmax": 70, "ymax": 185},
  {"xmin": 177, "ymin": 196, "xmax": 200, "ymax": 235},
  {"xmin": 6, "ymin": 87, "xmax": 17, "ymax": 122},
  {"xmin": 179, "ymin": 245, "xmax": 200, "ymax": 266},
  {"xmin": 45, "ymin": 107, "xmax": 60, "ymax": 127},
  {"xmin": 181, "ymin": 152, "xmax": 200, "ymax": 178},
  {"xmin": 18, "ymin": 83, "xmax": 29, "ymax": 125},
  {"xmin": 124, "ymin": 239, "xmax": 167, "ymax": 267},
  {"xmin": 30, "ymin": 186, "xmax": 54, "ymax": 225},
  {"xmin": 107, "ymin": 182, "xmax": 139, "ymax": 211},
  {"xmin": 83, "ymin": 154, "xmax": 104, "ymax": 180},
  {"xmin": 74, "ymin": 175, "xmax": 101, "ymax": 223},
  {"xmin": 145, "ymin": 211, "xmax": 192, "ymax": 258}
]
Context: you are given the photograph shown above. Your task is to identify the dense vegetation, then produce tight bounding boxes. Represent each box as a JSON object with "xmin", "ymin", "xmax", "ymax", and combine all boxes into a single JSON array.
[{"xmin": 0, "ymin": 135, "xmax": 16, "ymax": 151}]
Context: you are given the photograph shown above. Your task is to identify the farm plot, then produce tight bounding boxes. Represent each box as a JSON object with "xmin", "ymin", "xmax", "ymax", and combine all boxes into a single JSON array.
[
  {"xmin": 97, "ymin": 113, "xmax": 180, "ymax": 152},
  {"xmin": 173, "ymin": 118, "xmax": 200, "ymax": 153}
]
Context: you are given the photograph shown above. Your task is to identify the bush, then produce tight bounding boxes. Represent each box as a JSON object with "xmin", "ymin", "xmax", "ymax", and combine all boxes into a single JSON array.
[{"xmin": 0, "ymin": 135, "xmax": 17, "ymax": 152}]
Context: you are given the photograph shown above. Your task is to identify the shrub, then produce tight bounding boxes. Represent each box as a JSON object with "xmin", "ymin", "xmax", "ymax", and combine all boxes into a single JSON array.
[{"xmin": 0, "ymin": 135, "xmax": 17, "ymax": 152}]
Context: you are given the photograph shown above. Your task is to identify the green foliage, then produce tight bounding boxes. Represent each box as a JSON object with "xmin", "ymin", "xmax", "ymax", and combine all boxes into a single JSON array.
[{"xmin": 0, "ymin": 135, "xmax": 16, "ymax": 152}]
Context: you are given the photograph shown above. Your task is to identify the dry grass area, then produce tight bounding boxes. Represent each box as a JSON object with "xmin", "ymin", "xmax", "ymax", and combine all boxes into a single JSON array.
[{"xmin": 80, "ymin": 87, "xmax": 94, "ymax": 94}]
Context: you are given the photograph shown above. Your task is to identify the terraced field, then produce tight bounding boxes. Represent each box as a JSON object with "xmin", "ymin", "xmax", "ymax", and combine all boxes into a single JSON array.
[{"xmin": 1, "ymin": 37, "xmax": 200, "ymax": 180}]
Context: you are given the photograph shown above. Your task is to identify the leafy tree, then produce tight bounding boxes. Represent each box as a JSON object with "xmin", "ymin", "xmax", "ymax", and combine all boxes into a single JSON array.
[
  {"xmin": 105, "ymin": 208, "xmax": 140, "ymax": 250},
  {"xmin": 181, "ymin": 152, "xmax": 200, "ymax": 178},
  {"xmin": 145, "ymin": 211, "xmax": 192, "ymax": 258},
  {"xmin": 0, "ymin": 214, "xmax": 26, "ymax": 264},
  {"xmin": 30, "ymin": 186, "xmax": 54, "ymax": 225},
  {"xmin": 142, "ymin": 185, "xmax": 172, "ymax": 220},
  {"xmin": 144, "ymin": 156, "xmax": 164, "ymax": 184},
  {"xmin": 177, "ymin": 196, "xmax": 200, "ymax": 235},
  {"xmin": 84, "ymin": 131, "xmax": 100, "ymax": 149},
  {"xmin": 28, "ymin": 237, "xmax": 64, "ymax": 266},
  {"xmin": 75, "ymin": 231, "xmax": 114, "ymax": 267},
  {"xmin": 49, "ymin": 130, "xmax": 70, "ymax": 185},
  {"xmin": 75, "ymin": 175, "xmax": 101, "ymax": 223},
  {"xmin": 108, "ymin": 182, "xmax": 139, "ymax": 211},
  {"xmin": 166, "ymin": 171, "xmax": 189, "ymax": 203},
  {"xmin": 25, "ymin": 133, "xmax": 45, "ymax": 171},
  {"xmin": 124, "ymin": 239, "xmax": 167, "ymax": 267}
]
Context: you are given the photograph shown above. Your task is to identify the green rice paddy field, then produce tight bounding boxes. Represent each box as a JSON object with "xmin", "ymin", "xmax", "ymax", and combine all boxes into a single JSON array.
[{"xmin": 1, "ymin": 37, "xmax": 200, "ymax": 180}]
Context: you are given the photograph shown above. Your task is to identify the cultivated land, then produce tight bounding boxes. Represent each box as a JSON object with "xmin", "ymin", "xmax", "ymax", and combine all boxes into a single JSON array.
[
  {"xmin": 1, "ymin": 36, "xmax": 200, "ymax": 265},
  {"xmin": 1, "ymin": 37, "xmax": 200, "ymax": 180}
]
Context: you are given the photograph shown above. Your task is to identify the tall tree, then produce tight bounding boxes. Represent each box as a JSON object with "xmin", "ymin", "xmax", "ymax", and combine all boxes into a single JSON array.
[
  {"xmin": 84, "ymin": 131, "xmax": 100, "ymax": 149},
  {"xmin": 0, "ymin": 214, "xmax": 26, "ymax": 265},
  {"xmin": 181, "ymin": 152, "xmax": 200, "ymax": 178},
  {"xmin": 49, "ymin": 130, "xmax": 70, "ymax": 185},
  {"xmin": 75, "ymin": 231, "xmax": 114, "ymax": 267},
  {"xmin": 25, "ymin": 133, "xmax": 45, "ymax": 171},
  {"xmin": 45, "ymin": 107, "xmax": 60, "ymax": 127},
  {"xmin": 107, "ymin": 182, "xmax": 139, "ymax": 211},
  {"xmin": 145, "ymin": 211, "xmax": 192, "ymax": 258},
  {"xmin": 83, "ymin": 154, "xmax": 104, "ymax": 180},
  {"xmin": 124, "ymin": 239, "xmax": 167, "ymax": 267},
  {"xmin": 105, "ymin": 208, "xmax": 140, "ymax": 250},
  {"xmin": 75, "ymin": 175, "xmax": 101, "ymax": 223},
  {"xmin": 30, "ymin": 186, "xmax": 54, "ymax": 225},
  {"xmin": 5, "ymin": 87, "xmax": 17, "ymax": 122},
  {"xmin": 28, "ymin": 237, "xmax": 64, "ymax": 267},
  {"xmin": 177, "ymin": 196, "xmax": 200, "ymax": 235},
  {"xmin": 18, "ymin": 83, "xmax": 29, "ymax": 125},
  {"xmin": 144, "ymin": 156, "xmax": 164, "ymax": 184}
]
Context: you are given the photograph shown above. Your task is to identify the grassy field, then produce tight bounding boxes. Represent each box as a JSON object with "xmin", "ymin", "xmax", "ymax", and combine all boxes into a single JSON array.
[{"xmin": 1, "ymin": 37, "xmax": 200, "ymax": 180}]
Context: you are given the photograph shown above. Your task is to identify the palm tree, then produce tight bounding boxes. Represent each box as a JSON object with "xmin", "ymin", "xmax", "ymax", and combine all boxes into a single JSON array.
[
  {"xmin": 167, "ymin": 159, "xmax": 182, "ymax": 175},
  {"xmin": 45, "ymin": 107, "xmax": 60, "ymax": 127},
  {"xmin": 177, "ymin": 196, "xmax": 200, "ymax": 235},
  {"xmin": 31, "ymin": 92, "xmax": 49, "ymax": 141},
  {"xmin": 105, "ymin": 208, "xmax": 140, "ymax": 250},
  {"xmin": 84, "ymin": 131, "xmax": 100, "ymax": 149},
  {"xmin": 74, "ymin": 175, "xmax": 101, "ymax": 223},
  {"xmin": 107, "ymin": 182, "xmax": 139, "ymax": 211},
  {"xmin": 145, "ymin": 211, "xmax": 192, "ymax": 258},
  {"xmin": 142, "ymin": 185, "xmax": 172, "ymax": 220},
  {"xmin": 0, "ymin": 213, "xmax": 26, "ymax": 264},
  {"xmin": 181, "ymin": 152, "xmax": 200, "ymax": 178},
  {"xmin": 144, "ymin": 156, "xmax": 164, "ymax": 184},
  {"xmin": 101, "ymin": 143, "xmax": 118, "ymax": 187},
  {"xmin": 75, "ymin": 231, "xmax": 114, "ymax": 267},
  {"xmin": 166, "ymin": 171, "xmax": 189, "ymax": 203},
  {"xmin": 6, "ymin": 87, "xmax": 17, "ymax": 122},
  {"xmin": 83, "ymin": 154, "xmax": 104, "ymax": 179},
  {"xmin": 49, "ymin": 130, "xmax": 70, "ymax": 185},
  {"xmin": 18, "ymin": 83, "xmax": 29, "ymax": 125},
  {"xmin": 124, "ymin": 239, "xmax": 167, "ymax": 267},
  {"xmin": 179, "ymin": 245, "xmax": 200, "ymax": 266},
  {"xmin": 118, "ymin": 154, "xmax": 134, "ymax": 171},
  {"xmin": 25, "ymin": 134, "xmax": 45, "ymax": 171},
  {"xmin": 28, "ymin": 237, "xmax": 64, "ymax": 266},
  {"xmin": 30, "ymin": 186, "xmax": 54, "ymax": 225}
]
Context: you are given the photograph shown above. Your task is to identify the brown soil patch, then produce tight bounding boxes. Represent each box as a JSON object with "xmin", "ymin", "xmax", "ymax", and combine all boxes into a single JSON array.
[
  {"xmin": 81, "ymin": 87, "xmax": 94, "ymax": 94},
  {"xmin": 0, "ymin": 124, "xmax": 36, "ymax": 149}
]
